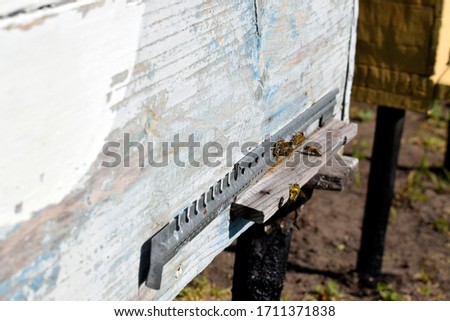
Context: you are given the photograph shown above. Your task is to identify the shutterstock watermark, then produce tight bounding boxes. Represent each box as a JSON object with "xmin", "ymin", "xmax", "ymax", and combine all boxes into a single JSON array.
[{"xmin": 101, "ymin": 132, "xmax": 347, "ymax": 169}]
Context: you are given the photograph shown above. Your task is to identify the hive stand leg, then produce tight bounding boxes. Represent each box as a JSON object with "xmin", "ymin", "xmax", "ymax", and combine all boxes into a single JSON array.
[
  {"xmin": 231, "ymin": 189, "xmax": 313, "ymax": 301},
  {"xmin": 356, "ymin": 106, "xmax": 405, "ymax": 286},
  {"xmin": 231, "ymin": 217, "xmax": 293, "ymax": 301}
]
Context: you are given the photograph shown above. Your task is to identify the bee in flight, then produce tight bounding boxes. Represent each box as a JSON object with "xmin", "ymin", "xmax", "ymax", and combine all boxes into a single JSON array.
[
  {"xmin": 288, "ymin": 183, "xmax": 302, "ymax": 203},
  {"xmin": 287, "ymin": 183, "xmax": 308, "ymax": 229}
]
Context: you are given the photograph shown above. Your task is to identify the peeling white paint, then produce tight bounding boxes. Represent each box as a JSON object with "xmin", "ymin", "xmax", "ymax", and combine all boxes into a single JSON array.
[
  {"xmin": 0, "ymin": 0, "xmax": 145, "ymax": 228},
  {"xmin": 0, "ymin": 0, "xmax": 357, "ymax": 300},
  {"xmin": 0, "ymin": 1, "xmax": 98, "ymax": 19}
]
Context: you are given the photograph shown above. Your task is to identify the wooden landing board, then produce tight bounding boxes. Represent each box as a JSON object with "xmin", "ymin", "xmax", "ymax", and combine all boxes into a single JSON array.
[
  {"xmin": 232, "ymin": 120, "xmax": 358, "ymax": 224},
  {"xmin": 0, "ymin": 0, "xmax": 358, "ymax": 300},
  {"xmin": 305, "ymin": 155, "xmax": 359, "ymax": 191}
]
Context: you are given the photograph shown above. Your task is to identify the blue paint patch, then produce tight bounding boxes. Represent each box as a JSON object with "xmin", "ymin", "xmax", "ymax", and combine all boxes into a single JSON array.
[
  {"xmin": 0, "ymin": 223, "xmax": 21, "ymax": 240},
  {"xmin": 147, "ymin": 65, "xmax": 156, "ymax": 80},
  {"xmin": 40, "ymin": 250, "xmax": 53, "ymax": 261},
  {"xmin": 238, "ymin": 35, "xmax": 261, "ymax": 83},
  {"xmin": 15, "ymin": 252, "xmax": 50, "ymax": 284},
  {"xmin": 252, "ymin": 69, "xmax": 261, "ymax": 82},
  {"xmin": 30, "ymin": 274, "xmax": 45, "ymax": 292},
  {"xmin": 245, "ymin": 36, "xmax": 261, "ymax": 82},
  {"xmin": 233, "ymin": 0, "xmax": 254, "ymax": 24},
  {"xmin": 269, "ymin": 108, "xmax": 285, "ymax": 121},
  {"xmin": 110, "ymin": 253, "xmax": 127, "ymax": 272},
  {"xmin": 130, "ymin": 129, "xmax": 147, "ymax": 143},
  {"xmin": 266, "ymin": 9, "xmax": 278, "ymax": 26},
  {"xmin": 263, "ymin": 103, "xmax": 294, "ymax": 136},
  {"xmin": 11, "ymin": 290, "xmax": 27, "ymax": 301},
  {"xmin": 289, "ymin": 17, "xmax": 299, "ymax": 39},
  {"xmin": 0, "ymin": 280, "xmax": 12, "ymax": 298},
  {"xmin": 94, "ymin": 261, "xmax": 102, "ymax": 270},
  {"xmin": 47, "ymin": 265, "xmax": 61, "ymax": 289},
  {"xmin": 263, "ymin": 84, "xmax": 279, "ymax": 106},
  {"xmin": 265, "ymin": 57, "xmax": 273, "ymax": 69},
  {"xmin": 208, "ymin": 38, "xmax": 219, "ymax": 50},
  {"xmin": 7, "ymin": 250, "xmax": 60, "ymax": 299}
]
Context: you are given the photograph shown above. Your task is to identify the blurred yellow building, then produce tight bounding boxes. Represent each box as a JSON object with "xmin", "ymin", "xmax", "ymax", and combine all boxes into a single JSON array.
[{"xmin": 352, "ymin": 0, "xmax": 450, "ymax": 112}]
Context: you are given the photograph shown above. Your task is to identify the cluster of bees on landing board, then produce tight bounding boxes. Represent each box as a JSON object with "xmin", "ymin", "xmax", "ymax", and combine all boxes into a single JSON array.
[
  {"xmin": 272, "ymin": 132, "xmax": 322, "ymax": 158},
  {"xmin": 272, "ymin": 132, "xmax": 322, "ymax": 204}
]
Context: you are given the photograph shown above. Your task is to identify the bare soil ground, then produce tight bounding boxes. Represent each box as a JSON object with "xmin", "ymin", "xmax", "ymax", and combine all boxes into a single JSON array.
[{"xmin": 178, "ymin": 104, "xmax": 449, "ymax": 301}]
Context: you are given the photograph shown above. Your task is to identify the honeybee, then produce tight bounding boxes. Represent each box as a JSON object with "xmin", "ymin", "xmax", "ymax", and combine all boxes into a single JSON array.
[
  {"xmin": 302, "ymin": 145, "xmax": 322, "ymax": 157},
  {"xmin": 288, "ymin": 183, "xmax": 301, "ymax": 203},
  {"xmin": 288, "ymin": 183, "xmax": 307, "ymax": 203},
  {"xmin": 291, "ymin": 132, "xmax": 305, "ymax": 146},
  {"xmin": 273, "ymin": 140, "xmax": 294, "ymax": 157}
]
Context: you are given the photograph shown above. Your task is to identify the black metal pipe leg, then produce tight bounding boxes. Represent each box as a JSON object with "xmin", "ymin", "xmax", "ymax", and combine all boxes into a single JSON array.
[
  {"xmin": 231, "ymin": 188, "xmax": 313, "ymax": 301},
  {"xmin": 231, "ymin": 221, "xmax": 292, "ymax": 301},
  {"xmin": 357, "ymin": 106, "xmax": 405, "ymax": 286}
]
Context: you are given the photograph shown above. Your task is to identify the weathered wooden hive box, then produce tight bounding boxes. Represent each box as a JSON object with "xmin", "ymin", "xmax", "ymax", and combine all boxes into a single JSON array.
[
  {"xmin": 352, "ymin": 0, "xmax": 450, "ymax": 112},
  {"xmin": 0, "ymin": 0, "xmax": 358, "ymax": 300}
]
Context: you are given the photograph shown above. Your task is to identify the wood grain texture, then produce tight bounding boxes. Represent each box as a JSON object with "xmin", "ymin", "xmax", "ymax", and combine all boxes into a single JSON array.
[
  {"xmin": 0, "ymin": 0, "xmax": 358, "ymax": 300},
  {"xmin": 304, "ymin": 155, "xmax": 359, "ymax": 191},
  {"xmin": 232, "ymin": 120, "xmax": 358, "ymax": 224}
]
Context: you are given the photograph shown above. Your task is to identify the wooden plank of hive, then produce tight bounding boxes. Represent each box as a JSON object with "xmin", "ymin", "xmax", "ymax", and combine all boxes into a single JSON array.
[{"xmin": 0, "ymin": 0, "xmax": 358, "ymax": 300}]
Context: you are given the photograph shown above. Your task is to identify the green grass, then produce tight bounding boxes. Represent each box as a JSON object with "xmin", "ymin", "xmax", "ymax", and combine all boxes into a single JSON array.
[
  {"xmin": 350, "ymin": 139, "xmax": 370, "ymax": 160},
  {"xmin": 416, "ymin": 285, "xmax": 431, "ymax": 297},
  {"xmin": 396, "ymin": 147, "xmax": 449, "ymax": 204},
  {"xmin": 427, "ymin": 102, "xmax": 450, "ymax": 123},
  {"xmin": 376, "ymin": 283, "xmax": 404, "ymax": 301},
  {"xmin": 431, "ymin": 216, "xmax": 449, "ymax": 234},
  {"xmin": 389, "ymin": 206, "xmax": 398, "ymax": 225},
  {"xmin": 176, "ymin": 275, "xmax": 230, "ymax": 301},
  {"xmin": 350, "ymin": 107, "xmax": 375, "ymax": 122},
  {"xmin": 414, "ymin": 268, "xmax": 433, "ymax": 284},
  {"xmin": 414, "ymin": 268, "xmax": 440, "ymax": 298},
  {"xmin": 314, "ymin": 280, "xmax": 341, "ymax": 301},
  {"xmin": 396, "ymin": 171, "xmax": 428, "ymax": 203},
  {"xmin": 410, "ymin": 103, "xmax": 448, "ymax": 155}
]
